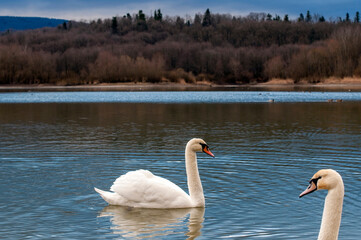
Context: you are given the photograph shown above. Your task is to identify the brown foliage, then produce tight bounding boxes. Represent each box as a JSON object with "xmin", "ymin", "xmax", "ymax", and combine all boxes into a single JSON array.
[
  {"xmin": 89, "ymin": 52, "xmax": 164, "ymax": 83},
  {"xmin": 165, "ymin": 68, "xmax": 196, "ymax": 83},
  {"xmin": 264, "ymin": 56, "xmax": 286, "ymax": 79},
  {"xmin": 0, "ymin": 45, "xmax": 56, "ymax": 84},
  {"xmin": 1, "ymin": 12, "xmax": 361, "ymax": 85}
]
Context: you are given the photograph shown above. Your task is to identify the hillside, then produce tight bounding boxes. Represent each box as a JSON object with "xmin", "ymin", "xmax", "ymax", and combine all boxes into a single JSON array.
[
  {"xmin": 0, "ymin": 16, "xmax": 67, "ymax": 32},
  {"xmin": 0, "ymin": 10, "xmax": 360, "ymax": 85}
]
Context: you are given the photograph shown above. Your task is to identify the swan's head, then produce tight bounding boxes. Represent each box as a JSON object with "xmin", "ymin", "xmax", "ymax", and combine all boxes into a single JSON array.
[
  {"xmin": 187, "ymin": 138, "xmax": 214, "ymax": 157},
  {"xmin": 299, "ymin": 169, "xmax": 343, "ymax": 198}
]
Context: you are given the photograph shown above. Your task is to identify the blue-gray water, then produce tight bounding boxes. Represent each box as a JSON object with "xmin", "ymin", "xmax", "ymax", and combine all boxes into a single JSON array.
[
  {"xmin": 0, "ymin": 91, "xmax": 361, "ymax": 103},
  {"xmin": 0, "ymin": 91, "xmax": 360, "ymax": 239}
]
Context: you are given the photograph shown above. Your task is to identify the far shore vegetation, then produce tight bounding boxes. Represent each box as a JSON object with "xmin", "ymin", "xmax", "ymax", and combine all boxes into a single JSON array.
[{"xmin": 1, "ymin": 9, "xmax": 361, "ymax": 85}]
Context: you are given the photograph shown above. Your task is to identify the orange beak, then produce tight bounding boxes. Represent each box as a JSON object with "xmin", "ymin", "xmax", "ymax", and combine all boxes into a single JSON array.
[
  {"xmin": 299, "ymin": 180, "xmax": 317, "ymax": 198},
  {"xmin": 203, "ymin": 147, "xmax": 215, "ymax": 157}
]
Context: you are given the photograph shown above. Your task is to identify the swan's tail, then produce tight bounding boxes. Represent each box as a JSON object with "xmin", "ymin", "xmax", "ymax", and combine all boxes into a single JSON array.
[{"xmin": 94, "ymin": 187, "xmax": 124, "ymax": 205}]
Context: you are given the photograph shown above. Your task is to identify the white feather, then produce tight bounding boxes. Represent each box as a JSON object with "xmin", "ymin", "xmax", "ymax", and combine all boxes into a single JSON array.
[{"xmin": 94, "ymin": 138, "xmax": 213, "ymax": 208}]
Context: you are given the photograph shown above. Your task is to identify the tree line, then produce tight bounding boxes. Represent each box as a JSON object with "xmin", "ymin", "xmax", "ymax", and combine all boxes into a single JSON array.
[{"xmin": 0, "ymin": 9, "xmax": 361, "ymax": 85}]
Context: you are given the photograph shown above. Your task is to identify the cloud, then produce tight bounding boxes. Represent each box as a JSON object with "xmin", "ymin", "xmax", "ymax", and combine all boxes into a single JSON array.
[
  {"xmin": 0, "ymin": 1, "xmax": 195, "ymax": 20},
  {"xmin": 0, "ymin": 0, "xmax": 359, "ymax": 20}
]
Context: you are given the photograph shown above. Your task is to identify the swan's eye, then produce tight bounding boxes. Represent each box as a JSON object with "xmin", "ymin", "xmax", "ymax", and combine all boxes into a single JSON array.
[
  {"xmin": 199, "ymin": 143, "xmax": 209, "ymax": 151},
  {"xmin": 310, "ymin": 176, "xmax": 322, "ymax": 184}
]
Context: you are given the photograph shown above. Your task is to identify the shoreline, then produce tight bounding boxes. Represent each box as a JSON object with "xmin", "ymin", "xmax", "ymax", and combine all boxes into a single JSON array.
[{"xmin": 1, "ymin": 80, "xmax": 361, "ymax": 92}]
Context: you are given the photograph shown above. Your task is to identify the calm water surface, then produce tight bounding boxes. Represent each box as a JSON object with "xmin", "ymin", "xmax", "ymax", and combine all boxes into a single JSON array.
[
  {"xmin": 0, "ymin": 91, "xmax": 360, "ymax": 239},
  {"xmin": 0, "ymin": 91, "xmax": 361, "ymax": 103}
]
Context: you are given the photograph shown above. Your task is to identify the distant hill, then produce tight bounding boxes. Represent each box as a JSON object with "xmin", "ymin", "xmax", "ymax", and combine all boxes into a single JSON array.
[{"xmin": 0, "ymin": 16, "xmax": 67, "ymax": 32}]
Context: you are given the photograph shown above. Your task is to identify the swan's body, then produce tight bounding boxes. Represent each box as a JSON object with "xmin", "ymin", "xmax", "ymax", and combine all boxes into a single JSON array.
[
  {"xmin": 95, "ymin": 170, "xmax": 193, "ymax": 208},
  {"xmin": 299, "ymin": 169, "xmax": 344, "ymax": 240},
  {"xmin": 94, "ymin": 138, "xmax": 214, "ymax": 208}
]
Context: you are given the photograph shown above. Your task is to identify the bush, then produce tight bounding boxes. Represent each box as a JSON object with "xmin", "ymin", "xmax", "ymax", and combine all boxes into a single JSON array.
[{"xmin": 165, "ymin": 68, "xmax": 196, "ymax": 83}]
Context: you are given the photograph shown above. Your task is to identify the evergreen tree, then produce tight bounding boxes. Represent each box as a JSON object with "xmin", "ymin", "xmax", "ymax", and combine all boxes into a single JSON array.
[
  {"xmin": 154, "ymin": 9, "xmax": 162, "ymax": 21},
  {"xmin": 157, "ymin": 9, "xmax": 162, "ymax": 21},
  {"xmin": 111, "ymin": 16, "xmax": 118, "ymax": 34},
  {"xmin": 298, "ymin": 13, "xmax": 304, "ymax": 22},
  {"xmin": 355, "ymin": 11, "xmax": 360, "ymax": 23},
  {"xmin": 306, "ymin": 10, "xmax": 312, "ymax": 22},
  {"xmin": 137, "ymin": 10, "xmax": 146, "ymax": 21},
  {"xmin": 202, "ymin": 8, "xmax": 212, "ymax": 26},
  {"xmin": 283, "ymin": 14, "xmax": 289, "ymax": 22},
  {"xmin": 273, "ymin": 15, "xmax": 281, "ymax": 21},
  {"xmin": 266, "ymin": 13, "xmax": 272, "ymax": 21},
  {"xmin": 346, "ymin": 12, "xmax": 350, "ymax": 22},
  {"xmin": 136, "ymin": 10, "xmax": 147, "ymax": 31},
  {"xmin": 319, "ymin": 16, "xmax": 326, "ymax": 22}
]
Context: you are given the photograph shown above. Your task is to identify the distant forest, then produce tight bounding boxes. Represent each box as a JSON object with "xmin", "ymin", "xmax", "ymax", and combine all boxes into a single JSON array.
[{"xmin": 0, "ymin": 9, "xmax": 361, "ymax": 85}]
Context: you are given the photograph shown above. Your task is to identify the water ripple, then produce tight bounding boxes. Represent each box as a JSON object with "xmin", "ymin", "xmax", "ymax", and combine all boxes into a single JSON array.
[
  {"xmin": 0, "ymin": 101, "xmax": 360, "ymax": 239},
  {"xmin": 1, "ymin": 91, "xmax": 361, "ymax": 103}
]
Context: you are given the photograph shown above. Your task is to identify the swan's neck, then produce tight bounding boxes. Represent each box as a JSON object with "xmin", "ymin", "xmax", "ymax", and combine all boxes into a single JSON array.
[
  {"xmin": 185, "ymin": 147, "xmax": 204, "ymax": 207},
  {"xmin": 318, "ymin": 185, "xmax": 344, "ymax": 240}
]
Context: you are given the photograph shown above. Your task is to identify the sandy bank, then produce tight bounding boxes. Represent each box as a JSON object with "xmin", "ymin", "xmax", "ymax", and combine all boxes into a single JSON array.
[{"xmin": 1, "ymin": 78, "xmax": 361, "ymax": 92}]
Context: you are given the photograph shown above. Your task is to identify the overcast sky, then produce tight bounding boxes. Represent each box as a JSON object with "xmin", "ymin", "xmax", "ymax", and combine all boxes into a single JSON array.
[{"xmin": 0, "ymin": 0, "xmax": 359, "ymax": 21}]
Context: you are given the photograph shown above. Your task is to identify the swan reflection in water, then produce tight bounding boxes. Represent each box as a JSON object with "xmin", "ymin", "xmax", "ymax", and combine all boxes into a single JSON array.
[{"xmin": 98, "ymin": 206, "xmax": 205, "ymax": 239}]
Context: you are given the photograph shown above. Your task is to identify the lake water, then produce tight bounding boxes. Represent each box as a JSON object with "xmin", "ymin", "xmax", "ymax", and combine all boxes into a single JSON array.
[
  {"xmin": 0, "ymin": 91, "xmax": 361, "ymax": 103},
  {"xmin": 0, "ymin": 91, "xmax": 360, "ymax": 239}
]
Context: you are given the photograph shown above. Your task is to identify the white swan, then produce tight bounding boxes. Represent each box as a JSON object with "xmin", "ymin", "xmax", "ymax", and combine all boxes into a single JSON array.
[
  {"xmin": 299, "ymin": 169, "xmax": 344, "ymax": 240},
  {"xmin": 94, "ymin": 138, "xmax": 214, "ymax": 208}
]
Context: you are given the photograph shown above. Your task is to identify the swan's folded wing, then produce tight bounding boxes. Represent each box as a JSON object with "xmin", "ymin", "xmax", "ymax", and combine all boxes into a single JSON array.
[{"xmin": 110, "ymin": 169, "xmax": 191, "ymax": 207}]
